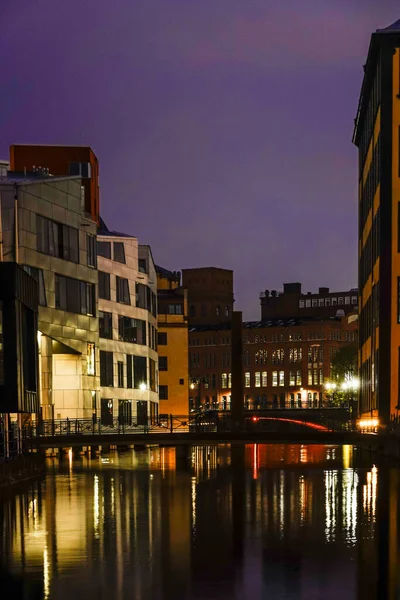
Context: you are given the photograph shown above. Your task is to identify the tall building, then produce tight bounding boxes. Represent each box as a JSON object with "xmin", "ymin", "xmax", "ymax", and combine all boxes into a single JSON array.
[
  {"xmin": 182, "ymin": 267, "xmax": 234, "ymax": 326},
  {"xmin": 156, "ymin": 266, "xmax": 189, "ymax": 415},
  {"xmin": 0, "ymin": 170, "xmax": 99, "ymax": 420},
  {"xmin": 353, "ymin": 19, "xmax": 400, "ymax": 423},
  {"xmin": 260, "ymin": 282, "xmax": 358, "ymax": 320},
  {"xmin": 10, "ymin": 145, "xmax": 100, "ymax": 224},
  {"xmin": 97, "ymin": 223, "xmax": 159, "ymax": 424}
]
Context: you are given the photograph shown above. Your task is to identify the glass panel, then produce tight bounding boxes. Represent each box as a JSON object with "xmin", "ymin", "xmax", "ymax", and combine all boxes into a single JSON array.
[{"xmin": 97, "ymin": 241, "xmax": 111, "ymax": 259}]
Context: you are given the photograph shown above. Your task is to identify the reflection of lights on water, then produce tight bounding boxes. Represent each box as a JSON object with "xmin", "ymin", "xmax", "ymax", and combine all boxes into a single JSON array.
[
  {"xmin": 253, "ymin": 444, "xmax": 259, "ymax": 480},
  {"xmin": 342, "ymin": 445, "xmax": 352, "ymax": 470},
  {"xmin": 325, "ymin": 470, "xmax": 338, "ymax": 542},
  {"xmin": 68, "ymin": 448, "xmax": 73, "ymax": 472},
  {"xmin": 300, "ymin": 446, "xmax": 307, "ymax": 463},
  {"xmin": 363, "ymin": 465, "xmax": 378, "ymax": 522},
  {"xmin": 43, "ymin": 545, "xmax": 50, "ymax": 600},
  {"xmin": 279, "ymin": 471, "xmax": 285, "ymax": 537},
  {"xmin": 94, "ymin": 475, "xmax": 100, "ymax": 539},
  {"xmin": 101, "ymin": 458, "xmax": 110, "ymax": 464},
  {"xmin": 299, "ymin": 476, "xmax": 306, "ymax": 525},
  {"xmin": 111, "ymin": 477, "xmax": 115, "ymax": 518},
  {"xmin": 342, "ymin": 470, "xmax": 358, "ymax": 545},
  {"xmin": 191, "ymin": 476, "xmax": 197, "ymax": 538}
]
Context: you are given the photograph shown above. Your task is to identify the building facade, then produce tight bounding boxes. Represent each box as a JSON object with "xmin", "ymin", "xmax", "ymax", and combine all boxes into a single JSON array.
[
  {"xmin": 156, "ymin": 266, "xmax": 189, "ymax": 415},
  {"xmin": 260, "ymin": 282, "xmax": 358, "ymax": 320},
  {"xmin": 97, "ymin": 226, "xmax": 158, "ymax": 425},
  {"xmin": 10, "ymin": 145, "xmax": 100, "ymax": 224},
  {"xmin": 0, "ymin": 173, "xmax": 100, "ymax": 420},
  {"xmin": 182, "ymin": 267, "xmax": 234, "ymax": 326},
  {"xmin": 189, "ymin": 316, "xmax": 357, "ymax": 412},
  {"xmin": 353, "ymin": 19, "xmax": 400, "ymax": 423}
]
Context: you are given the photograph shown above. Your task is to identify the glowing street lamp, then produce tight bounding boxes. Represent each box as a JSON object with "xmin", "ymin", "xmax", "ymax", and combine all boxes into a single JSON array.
[{"xmin": 139, "ymin": 382, "xmax": 147, "ymax": 391}]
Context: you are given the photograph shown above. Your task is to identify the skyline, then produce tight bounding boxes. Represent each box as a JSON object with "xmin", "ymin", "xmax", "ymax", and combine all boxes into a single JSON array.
[{"xmin": 1, "ymin": 1, "xmax": 399, "ymax": 318}]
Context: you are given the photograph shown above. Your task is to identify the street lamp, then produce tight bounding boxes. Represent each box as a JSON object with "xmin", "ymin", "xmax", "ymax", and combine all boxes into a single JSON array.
[{"xmin": 324, "ymin": 382, "xmax": 337, "ymax": 406}]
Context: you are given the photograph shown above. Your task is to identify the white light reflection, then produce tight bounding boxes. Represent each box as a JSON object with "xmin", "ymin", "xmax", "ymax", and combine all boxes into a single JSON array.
[
  {"xmin": 342, "ymin": 470, "xmax": 358, "ymax": 545},
  {"xmin": 43, "ymin": 545, "xmax": 50, "ymax": 600},
  {"xmin": 279, "ymin": 471, "xmax": 285, "ymax": 537},
  {"xmin": 191, "ymin": 476, "xmax": 197, "ymax": 539},
  {"xmin": 299, "ymin": 476, "xmax": 306, "ymax": 526},
  {"xmin": 325, "ymin": 470, "xmax": 338, "ymax": 542},
  {"xmin": 94, "ymin": 475, "xmax": 100, "ymax": 539},
  {"xmin": 363, "ymin": 465, "xmax": 378, "ymax": 522},
  {"xmin": 111, "ymin": 477, "xmax": 115, "ymax": 518}
]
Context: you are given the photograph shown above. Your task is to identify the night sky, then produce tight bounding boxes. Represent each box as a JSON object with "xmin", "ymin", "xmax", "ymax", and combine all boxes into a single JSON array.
[{"xmin": 1, "ymin": 1, "xmax": 399, "ymax": 318}]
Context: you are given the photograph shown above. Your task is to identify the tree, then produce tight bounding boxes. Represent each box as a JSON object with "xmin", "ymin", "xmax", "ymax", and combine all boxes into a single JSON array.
[{"xmin": 331, "ymin": 344, "xmax": 358, "ymax": 382}]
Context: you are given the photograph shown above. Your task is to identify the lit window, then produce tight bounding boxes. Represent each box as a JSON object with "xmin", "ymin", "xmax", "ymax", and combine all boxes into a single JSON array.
[
  {"xmin": 312, "ymin": 299, "xmax": 318, "ymax": 307},
  {"xmin": 296, "ymin": 370, "xmax": 302, "ymax": 386},
  {"xmin": 308, "ymin": 369, "xmax": 312, "ymax": 385},
  {"xmin": 345, "ymin": 296, "xmax": 350, "ymax": 305},
  {"xmin": 228, "ymin": 373, "xmax": 232, "ymax": 387},
  {"xmin": 255, "ymin": 372, "xmax": 261, "ymax": 387},
  {"xmin": 325, "ymin": 298, "xmax": 331, "ymax": 306},
  {"xmin": 289, "ymin": 371, "xmax": 295, "ymax": 386},
  {"xmin": 351, "ymin": 296, "xmax": 358, "ymax": 305},
  {"xmin": 87, "ymin": 343, "xmax": 95, "ymax": 375},
  {"xmin": 245, "ymin": 372, "xmax": 251, "ymax": 388},
  {"xmin": 306, "ymin": 299, "xmax": 311, "ymax": 308},
  {"xmin": 221, "ymin": 373, "xmax": 227, "ymax": 388},
  {"xmin": 279, "ymin": 371, "xmax": 285, "ymax": 386},
  {"xmin": 338, "ymin": 297, "xmax": 344, "ymax": 305},
  {"xmin": 272, "ymin": 371, "xmax": 278, "ymax": 387},
  {"xmin": 318, "ymin": 298, "xmax": 324, "ymax": 307},
  {"xmin": 262, "ymin": 371, "xmax": 267, "ymax": 387},
  {"xmin": 299, "ymin": 300, "xmax": 305, "ymax": 308}
]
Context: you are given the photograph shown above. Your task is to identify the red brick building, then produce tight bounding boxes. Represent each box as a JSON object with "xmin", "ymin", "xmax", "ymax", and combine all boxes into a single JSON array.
[{"xmin": 189, "ymin": 315, "xmax": 358, "ymax": 411}]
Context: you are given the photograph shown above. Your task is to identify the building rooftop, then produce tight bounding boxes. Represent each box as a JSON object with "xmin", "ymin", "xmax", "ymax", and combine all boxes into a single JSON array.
[
  {"xmin": 0, "ymin": 173, "xmax": 81, "ymax": 185},
  {"xmin": 97, "ymin": 216, "xmax": 136, "ymax": 239},
  {"xmin": 377, "ymin": 18, "xmax": 400, "ymax": 33},
  {"xmin": 189, "ymin": 315, "xmax": 348, "ymax": 332},
  {"xmin": 156, "ymin": 264, "xmax": 180, "ymax": 280}
]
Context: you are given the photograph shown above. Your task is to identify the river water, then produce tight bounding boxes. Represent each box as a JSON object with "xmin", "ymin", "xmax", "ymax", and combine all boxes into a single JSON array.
[{"xmin": 0, "ymin": 444, "xmax": 399, "ymax": 599}]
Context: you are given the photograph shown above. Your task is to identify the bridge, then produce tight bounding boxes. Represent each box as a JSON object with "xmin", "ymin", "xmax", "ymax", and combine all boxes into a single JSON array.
[{"xmin": 14, "ymin": 410, "xmax": 384, "ymax": 453}]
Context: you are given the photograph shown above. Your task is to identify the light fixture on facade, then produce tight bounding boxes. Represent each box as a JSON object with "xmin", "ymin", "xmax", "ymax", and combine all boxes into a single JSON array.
[{"xmin": 139, "ymin": 382, "xmax": 147, "ymax": 391}]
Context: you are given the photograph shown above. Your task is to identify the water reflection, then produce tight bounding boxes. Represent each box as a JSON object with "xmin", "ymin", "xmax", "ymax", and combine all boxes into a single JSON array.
[{"xmin": 0, "ymin": 444, "xmax": 398, "ymax": 599}]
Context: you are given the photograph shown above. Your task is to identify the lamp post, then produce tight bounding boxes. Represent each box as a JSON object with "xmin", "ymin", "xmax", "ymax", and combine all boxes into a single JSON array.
[
  {"xmin": 324, "ymin": 382, "xmax": 337, "ymax": 407},
  {"xmin": 342, "ymin": 377, "xmax": 359, "ymax": 415}
]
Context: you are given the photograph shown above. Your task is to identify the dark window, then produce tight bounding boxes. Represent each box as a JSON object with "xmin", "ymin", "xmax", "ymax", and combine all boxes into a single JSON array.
[
  {"xmin": 189, "ymin": 305, "xmax": 195, "ymax": 318},
  {"xmin": 118, "ymin": 316, "xmax": 146, "ymax": 344},
  {"xmin": 23, "ymin": 266, "xmax": 46, "ymax": 306},
  {"xmin": 113, "ymin": 242, "xmax": 126, "ymax": 264},
  {"xmin": 55, "ymin": 274, "xmax": 95, "ymax": 316},
  {"xmin": 69, "ymin": 162, "xmax": 91, "ymax": 178},
  {"xmin": 118, "ymin": 400, "xmax": 132, "ymax": 425},
  {"xmin": 87, "ymin": 234, "xmax": 97, "ymax": 268},
  {"xmin": 100, "ymin": 351, "xmax": 113, "ymax": 386},
  {"xmin": 179, "ymin": 378, "xmax": 184, "ymax": 385},
  {"xmin": 136, "ymin": 400, "xmax": 148, "ymax": 425},
  {"xmin": 99, "ymin": 271, "xmax": 111, "ymax": 300},
  {"xmin": 169, "ymin": 304, "xmax": 182, "ymax": 315},
  {"xmin": 116, "ymin": 276, "xmax": 130, "ymax": 304},
  {"xmin": 133, "ymin": 356, "xmax": 147, "ymax": 389},
  {"xmin": 159, "ymin": 356, "xmax": 168, "ymax": 371},
  {"xmin": 159, "ymin": 385, "xmax": 168, "ymax": 400},
  {"xmin": 101, "ymin": 398, "xmax": 113, "ymax": 426},
  {"xmin": 36, "ymin": 215, "xmax": 79, "ymax": 263},
  {"xmin": 127, "ymin": 355, "xmax": 133, "ymax": 388},
  {"xmin": 136, "ymin": 283, "xmax": 147, "ymax": 309},
  {"xmin": 97, "ymin": 241, "xmax": 111, "ymax": 259},
  {"xmin": 99, "ymin": 311, "xmax": 112, "ymax": 339},
  {"xmin": 158, "ymin": 332, "xmax": 167, "ymax": 345},
  {"xmin": 150, "ymin": 358, "xmax": 156, "ymax": 392},
  {"xmin": 117, "ymin": 361, "xmax": 124, "ymax": 388},
  {"xmin": 139, "ymin": 258, "xmax": 147, "ymax": 274}
]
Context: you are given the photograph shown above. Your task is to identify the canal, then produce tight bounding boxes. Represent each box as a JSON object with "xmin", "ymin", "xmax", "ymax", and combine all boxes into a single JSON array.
[{"xmin": 0, "ymin": 444, "xmax": 399, "ymax": 599}]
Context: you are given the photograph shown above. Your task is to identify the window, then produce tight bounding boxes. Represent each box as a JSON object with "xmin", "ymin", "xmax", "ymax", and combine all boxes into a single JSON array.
[
  {"xmin": 97, "ymin": 241, "xmax": 111, "ymax": 259},
  {"xmin": 100, "ymin": 351, "xmax": 113, "ymax": 386},
  {"xmin": 87, "ymin": 343, "xmax": 95, "ymax": 375},
  {"xmin": 158, "ymin": 332, "xmax": 167, "ymax": 345},
  {"xmin": 113, "ymin": 242, "xmax": 126, "ymax": 264},
  {"xmin": 101, "ymin": 398, "xmax": 113, "ymax": 426},
  {"xmin": 305, "ymin": 299, "xmax": 311, "ymax": 308},
  {"xmin": 225, "ymin": 306, "xmax": 230, "ymax": 317},
  {"xmin": 55, "ymin": 274, "xmax": 95, "ymax": 316},
  {"xmin": 99, "ymin": 311, "xmax": 112, "ymax": 339},
  {"xmin": 272, "ymin": 349, "xmax": 284, "ymax": 364},
  {"xmin": 272, "ymin": 371, "xmax": 278, "ymax": 387},
  {"xmin": 159, "ymin": 356, "xmax": 168, "ymax": 371},
  {"xmin": 36, "ymin": 215, "xmax": 79, "ymax": 263},
  {"xmin": 133, "ymin": 356, "xmax": 147, "ymax": 389},
  {"xmin": 245, "ymin": 372, "xmax": 251, "ymax": 387},
  {"xmin": 318, "ymin": 298, "xmax": 324, "ymax": 306},
  {"xmin": 118, "ymin": 361, "xmax": 124, "ymax": 387},
  {"xmin": 325, "ymin": 298, "xmax": 331, "ymax": 306},
  {"xmin": 116, "ymin": 276, "xmax": 130, "ymax": 304},
  {"xmin": 313, "ymin": 369, "xmax": 318, "ymax": 385},
  {"xmin": 296, "ymin": 370, "xmax": 302, "ymax": 385},
  {"xmin": 279, "ymin": 371, "xmax": 285, "ymax": 386},
  {"xmin": 289, "ymin": 371, "xmax": 296, "ymax": 386},
  {"xmin": 351, "ymin": 296, "xmax": 358, "ymax": 305},
  {"xmin": 169, "ymin": 304, "xmax": 183, "ymax": 315},
  {"xmin": 308, "ymin": 369, "xmax": 312, "ymax": 385},
  {"xmin": 127, "ymin": 355, "xmax": 133, "ymax": 388},
  {"xmin": 118, "ymin": 400, "xmax": 132, "ymax": 425},
  {"xmin": 255, "ymin": 372, "xmax": 261, "ymax": 387},
  {"xmin": 338, "ymin": 297, "xmax": 344, "ymax": 305},
  {"xmin": 159, "ymin": 385, "xmax": 168, "ymax": 400},
  {"xmin": 331, "ymin": 297, "xmax": 337, "ymax": 306},
  {"xmin": 221, "ymin": 373, "xmax": 227, "ymax": 388},
  {"xmin": 179, "ymin": 378, "xmax": 184, "ymax": 385},
  {"xmin": 228, "ymin": 373, "xmax": 232, "ymax": 388},
  {"xmin": 216, "ymin": 305, "xmax": 221, "ymax": 316},
  {"xmin": 345, "ymin": 296, "xmax": 350, "ymax": 305},
  {"xmin": 138, "ymin": 258, "xmax": 147, "ymax": 274},
  {"xmin": 87, "ymin": 234, "xmax": 97, "ymax": 268},
  {"xmin": 299, "ymin": 300, "xmax": 305, "ymax": 308},
  {"xmin": 69, "ymin": 162, "xmax": 91, "ymax": 178},
  {"xmin": 262, "ymin": 372, "xmax": 267, "ymax": 387},
  {"xmin": 23, "ymin": 266, "xmax": 46, "ymax": 306},
  {"xmin": 189, "ymin": 305, "xmax": 196, "ymax": 318},
  {"xmin": 136, "ymin": 283, "xmax": 147, "ymax": 309},
  {"xmin": 312, "ymin": 299, "xmax": 317, "ymax": 307},
  {"xmin": 99, "ymin": 271, "xmax": 110, "ymax": 300},
  {"xmin": 118, "ymin": 316, "xmax": 146, "ymax": 344}
]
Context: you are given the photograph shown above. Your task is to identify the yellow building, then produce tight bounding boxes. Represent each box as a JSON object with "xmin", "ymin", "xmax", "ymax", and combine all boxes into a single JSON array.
[
  {"xmin": 353, "ymin": 18, "xmax": 400, "ymax": 423},
  {"xmin": 156, "ymin": 266, "xmax": 189, "ymax": 415}
]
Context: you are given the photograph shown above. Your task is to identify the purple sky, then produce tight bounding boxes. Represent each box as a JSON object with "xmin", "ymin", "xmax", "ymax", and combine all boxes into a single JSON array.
[{"xmin": 1, "ymin": 1, "xmax": 399, "ymax": 318}]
